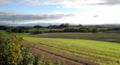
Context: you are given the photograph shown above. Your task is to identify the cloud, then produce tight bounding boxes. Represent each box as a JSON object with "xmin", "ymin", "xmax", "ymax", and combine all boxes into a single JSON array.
[
  {"xmin": 91, "ymin": 0, "xmax": 120, "ymax": 5},
  {"xmin": 0, "ymin": 0, "xmax": 120, "ymax": 6},
  {"xmin": 0, "ymin": 0, "xmax": 120, "ymax": 25},
  {"xmin": 0, "ymin": 10, "xmax": 73, "ymax": 25},
  {"xmin": 0, "ymin": 14, "xmax": 72, "ymax": 21},
  {"xmin": 0, "ymin": 9, "xmax": 120, "ymax": 25}
]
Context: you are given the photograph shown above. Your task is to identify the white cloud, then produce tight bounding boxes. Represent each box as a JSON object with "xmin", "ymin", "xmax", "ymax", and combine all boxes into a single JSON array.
[
  {"xmin": 1, "ymin": 0, "xmax": 120, "ymax": 6},
  {"xmin": 0, "ymin": 10, "xmax": 73, "ymax": 25},
  {"xmin": 57, "ymin": 10, "xmax": 120, "ymax": 25},
  {"xmin": 0, "ymin": 0, "xmax": 119, "ymax": 11},
  {"xmin": 0, "ymin": 0, "xmax": 120, "ymax": 25},
  {"xmin": 0, "ymin": 6, "xmax": 120, "ymax": 25}
]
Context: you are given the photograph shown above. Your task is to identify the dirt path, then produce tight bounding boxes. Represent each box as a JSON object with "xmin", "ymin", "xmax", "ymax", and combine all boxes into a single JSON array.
[{"xmin": 23, "ymin": 41, "xmax": 99, "ymax": 65}]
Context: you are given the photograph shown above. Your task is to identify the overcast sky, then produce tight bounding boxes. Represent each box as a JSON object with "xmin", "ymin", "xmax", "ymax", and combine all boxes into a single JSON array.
[{"xmin": 0, "ymin": 0, "xmax": 120, "ymax": 26}]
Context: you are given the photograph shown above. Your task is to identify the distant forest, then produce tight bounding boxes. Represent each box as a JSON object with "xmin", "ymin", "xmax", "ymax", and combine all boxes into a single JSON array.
[{"xmin": 0, "ymin": 24, "xmax": 120, "ymax": 34}]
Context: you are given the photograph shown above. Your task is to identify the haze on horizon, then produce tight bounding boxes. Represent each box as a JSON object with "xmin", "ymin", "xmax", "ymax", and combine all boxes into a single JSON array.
[{"xmin": 0, "ymin": 0, "xmax": 120, "ymax": 26}]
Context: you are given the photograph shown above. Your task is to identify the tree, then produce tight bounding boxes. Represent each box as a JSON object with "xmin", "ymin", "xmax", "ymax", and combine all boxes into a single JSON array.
[
  {"xmin": 78, "ymin": 24, "xmax": 82, "ymax": 27},
  {"xmin": 59, "ymin": 23, "xmax": 69, "ymax": 28},
  {"xmin": 33, "ymin": 25, "xmax": 43, "ymax": 28},
  {"xmin": 48, "ymin": 25, "xmax": 59, "ymax": 29},
  {"xmin": 92, "ymin": 28, "xmax": 99, "ymax": 33}
]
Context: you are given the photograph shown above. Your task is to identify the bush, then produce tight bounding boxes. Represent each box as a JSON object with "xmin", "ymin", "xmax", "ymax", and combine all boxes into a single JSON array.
[
  {"xmin": 19, "ymin": 47, "xmax": 34, "ymax": 65},
  {"xmin": 0, "ymin": 33, "xmax": 64, "ymax": 65},
  {"xmin": 0, "ymin": 33, "xmax": 8, "ymax": 65},
  {"xmin": 33, "ymin": 55, "xmax": 45, "ymax": 65},
  {"xmin": 0, "ymin": 33, "xmax": 24, "ymax": 65},
  {"xmin": 0, "ymin": 33, "xmax": 33, "ymax": 65}
]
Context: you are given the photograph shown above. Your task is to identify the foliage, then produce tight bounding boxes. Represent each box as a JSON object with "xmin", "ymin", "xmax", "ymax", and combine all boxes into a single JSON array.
[
  {"xmin": 59, "ymin": 23, "xmax": 69, "ymax": 28},
  {"xmin": 19, "ymin": 47, "xmax": 34, "ymax": 65},
  {"xmin": 33, "ymin": 55, "xmax": 45, "ymax": 65},
  {"xmin": 34, "ymin": 25, "xmax": 43, "ymax": 28},
  {"xmin": 0, "ymin": 33, "xmax": 8, "ymax": 65},
  {"xmin": 0, "ymin": 33, "xmax": 24, "ymax": 65},
  {"xmin": 1, "ymin": 24, "xmax": 120, "ymax": 33},
  {"xmin": 64, "ymin": 27, "xmax": 99, "ymax": 32},
  {"xmin": 0, "ymin": 33, "xmax": 64, "ymax": 65},
  {"xmin": 32, "ymin": 31, "xmax": 43, "ymax": 34},
  {"xmin": 7, "ymin": 34, "xmax": 23, "ymax": 65}
]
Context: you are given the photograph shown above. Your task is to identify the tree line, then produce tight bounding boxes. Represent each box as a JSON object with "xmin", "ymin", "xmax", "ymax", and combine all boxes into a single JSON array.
[{"xmin": 0, "ymin": 24, "xmax": 120, "ymax": 34}]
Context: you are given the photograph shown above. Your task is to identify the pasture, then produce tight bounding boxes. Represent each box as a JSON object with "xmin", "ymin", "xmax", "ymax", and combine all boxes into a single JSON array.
[
  {"xmin": 24, "ymin": 37, "xmax": 120, "ymax": 65},
  {"xmin": 0, "ymin": 30, "xmax": 9, "ymax": 36},
  {"xmin": 31, "ymin": 33, "xmax": 120, "ymax": 43},
  {"xmin": 0, "ymin": 30, "xmax": 30, "ymax": 37},
  {"xmin": 16, "ymin": 33, "xmax": 31, "ymax": 37}
]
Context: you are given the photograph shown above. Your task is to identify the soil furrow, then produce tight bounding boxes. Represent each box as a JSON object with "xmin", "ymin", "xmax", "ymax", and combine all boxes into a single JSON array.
[{"xmin": 23, "ymin": 42, "xmax": 99, "ymax": 65}]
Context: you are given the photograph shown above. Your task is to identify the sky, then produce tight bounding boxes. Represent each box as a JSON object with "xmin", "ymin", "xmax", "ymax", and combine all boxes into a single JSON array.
[{"xmin": 0, "ymin": 0, "xmax": 120, "ymax": 26}]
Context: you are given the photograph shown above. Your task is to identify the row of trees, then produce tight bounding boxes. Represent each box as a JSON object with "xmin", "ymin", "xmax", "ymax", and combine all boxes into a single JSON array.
[
  {"xmin": 1, "ymin": 24, "xmax": 120, "ymax": 34},
  {"xmin": 0, "ymin": 23, "xmax": 70, "ymax": 33},
  {"xmin": 0, "ymin": 26, "xmax": 31, "ymax": 33},
  {"xmin": 64, "ymin": 27, "xmax": 99, "ymax": 33},
  {"xmin": 34, "ymin": 23, "xmax": 70, "ymax": 29}
]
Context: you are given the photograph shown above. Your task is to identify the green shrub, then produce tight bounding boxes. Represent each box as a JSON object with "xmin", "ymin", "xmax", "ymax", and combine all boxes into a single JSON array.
[
  {"xmin": 0, "ymin": 33, "xmax": 63, "ymax": 65},
  {"xmin": 54, "ymin": 60, "xmax": 64, "ymax": 65},
  {"xmin": 0, "ymin": 33, "xmax": 9, "ymax": 65},
  {"xmin": 0, "ymin": 33, "xmax": 30, "ymax": 65},
  {"xmin": 33, "ymin": 55, "xmax": 45, "ymax": 65},
  {"xmin": 19, "ymin": 47, "xmax": 34, "ymax": 65},
  {"xmin": 0, "ymin": 33, "xmax": 23, "ymax": 65}
]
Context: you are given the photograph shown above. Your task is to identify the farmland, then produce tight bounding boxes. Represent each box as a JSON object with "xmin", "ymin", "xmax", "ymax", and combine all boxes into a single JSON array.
[
  {"xmin": 0, "ymin": 30, "xmax": 9, "ymax": 36},
  {"xmin": 1, "ymin": 1, "xmax": 120, "ymax": 65},
  {"xmin": 16, "ymin": 33, "xmax": 31, "ymax": 37},
  {"xmin": 24, "ymin": 37, "xmax": 120, "ymax": 65},
  {"xmin": 2, "ymin": 29, "xmax": 120, "ymax": 65},
  {"xmin": 0, "ymin": 30, "xmax": 30, "ymax": 37},
  {"xmin": 31, "ymin": 33, "xmax": 120, "ymax": 43}
]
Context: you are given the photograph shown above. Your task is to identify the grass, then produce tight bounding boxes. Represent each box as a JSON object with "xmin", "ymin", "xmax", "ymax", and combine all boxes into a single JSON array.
[
  {"xmin": 24, "ymin": 37, "xmax": 120, "ymax": 65},
  {"xmin": 0, "ymin": 30, "xmax": 30, "ymax": 37},
  {"xmin": 31, "ymin": 33, "xmax": 120, "ymax": 43},
  {"xmin": 16, "ymin": 33, "xmax": 31, "ymax": 37},
  {"xmin": 0, "ymin": 30, "xmax": 9, "ymax": 36}
]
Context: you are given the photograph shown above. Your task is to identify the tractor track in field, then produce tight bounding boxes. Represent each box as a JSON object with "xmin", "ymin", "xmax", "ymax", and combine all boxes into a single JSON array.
[{"xmin": 23, "ymin": 41, "xmax": 99, "ymax": 65}]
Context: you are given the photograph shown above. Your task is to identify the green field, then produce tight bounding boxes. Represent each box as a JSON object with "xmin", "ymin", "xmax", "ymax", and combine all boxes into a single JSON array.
[
  {"xmin": 24, "ymin": 37, "xmax": 120, "ymax": 65},
  {"xmin": 0, "ymin": 30, "xmax": 30, "ymax": 37},
  {"xmin": 16, "ymin": 33, "xmax": 31, "ymax": 37},
  {"xmin": 0, "ymin": 30, "xmax": 9, "ymax": 36},
  {"xmin": 31, "ymin": 33, "xmax": 120, "ymax": 43}
]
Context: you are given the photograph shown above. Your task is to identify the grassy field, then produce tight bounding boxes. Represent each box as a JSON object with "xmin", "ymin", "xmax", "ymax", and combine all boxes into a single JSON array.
[
  {"xmin": 0, "ymin": 30, "xmax": 9, "ymax": 36},
  {"xmin": 24, "ymin": 37, "xmax": 120, "ymax": 65},
  {"xmin": 0, "ymin": 30, "xmax": 30, "ymax": 37},
  {"xmin": 31, "ymin": 33, "xmax": 120, "ymax": 43},
  {"xmin": 16, "ymin": 33, "xmax": 31, "ymax": 37}
]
